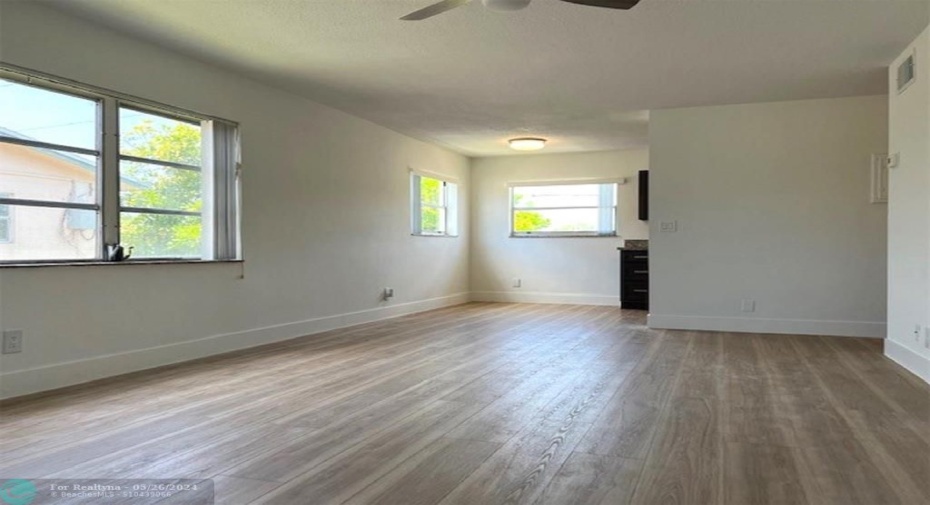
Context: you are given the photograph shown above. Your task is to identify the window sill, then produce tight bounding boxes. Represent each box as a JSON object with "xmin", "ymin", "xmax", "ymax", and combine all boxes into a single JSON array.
[
  {"xmin": 0, "ymin": 259, "xmax": 243, "ymax": 269},
  {"xmin": 411, "ymin": 233, "xmax": 459, "ymax": 238},
  {"xmin": 510, "ymin": 234, "xmax": 618, "ymax": 239}
]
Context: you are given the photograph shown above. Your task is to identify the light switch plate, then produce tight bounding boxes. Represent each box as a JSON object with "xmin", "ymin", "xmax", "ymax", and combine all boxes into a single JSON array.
[{"xmin": 871, "ymin": 154, "xmax": 889, "ymax": 203}]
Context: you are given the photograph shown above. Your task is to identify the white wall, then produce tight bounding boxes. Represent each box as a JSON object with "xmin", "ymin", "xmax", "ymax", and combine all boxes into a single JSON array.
[
  {"xmin": 886, "ymin": 25, "xmax": 930, "ymax": 383},
  {"xmin": 0, "ymin": 2, "xmax": 470, "ymax": 398},
  {"xmin": 648, "ymin": 96, "xmax": 888, "ymax": 338},
  {"xmin": 470, "ymin": 149, "xmax": 649, "ymax": 305}
]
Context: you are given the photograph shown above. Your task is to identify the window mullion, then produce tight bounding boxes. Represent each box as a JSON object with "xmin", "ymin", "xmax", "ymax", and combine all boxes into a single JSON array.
[
  {"xmin": 101, "ymin": 96, "xmax": 120, "ymax": 257},
  {"xmin": 0, "ymin": 136, "xmax": 99, "ymax": 157}
]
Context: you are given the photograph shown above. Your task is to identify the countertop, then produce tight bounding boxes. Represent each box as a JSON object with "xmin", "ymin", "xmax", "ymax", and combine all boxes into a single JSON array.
[{"xmin": 617, "ymin": 240, "xmax": 649, "ymax": 251}]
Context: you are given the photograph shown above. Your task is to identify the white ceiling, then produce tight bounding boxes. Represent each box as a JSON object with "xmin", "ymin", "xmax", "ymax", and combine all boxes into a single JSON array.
[{"xmin": 43, "ymin": 0, "xmax": 929, "ymax": 156}]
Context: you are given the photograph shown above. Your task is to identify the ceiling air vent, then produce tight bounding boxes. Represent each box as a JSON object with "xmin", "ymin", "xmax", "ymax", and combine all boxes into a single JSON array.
[{"xmin": 897, "ymin": 50, "xmax": 916, "ymax": 94}]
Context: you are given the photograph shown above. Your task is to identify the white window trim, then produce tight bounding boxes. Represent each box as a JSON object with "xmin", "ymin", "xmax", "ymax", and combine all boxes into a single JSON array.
[
  {"xmin": 506, "ymin": 177, "xmax": 627, "ymax": 187},
  {"xmin": 0, "ymin": 63, "xmax": 241, "ymax": 264},
  {"xmin": 509, "ymin": 181, "xmax": 619, "ymax": 238},
  {"xmin": 410, "ymin": 170, "xmax": 459, "ymax": 237}
]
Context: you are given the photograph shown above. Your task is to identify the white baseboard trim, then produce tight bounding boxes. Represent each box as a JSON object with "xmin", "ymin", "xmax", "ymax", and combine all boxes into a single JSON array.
[
  {"xmin": 647, "ymin": 314, "xmax": 886, "ymax": 338},
  {"xmin": 884, "ymin": 339, "xmax": 930, "ymax": 384},
  {"xmin": 0, "ymin": 292, "xmax": 470, "ymax": 400},
  {"xmin": 469, "ymin": 291, "xmax": 619, "ymax": 306}
]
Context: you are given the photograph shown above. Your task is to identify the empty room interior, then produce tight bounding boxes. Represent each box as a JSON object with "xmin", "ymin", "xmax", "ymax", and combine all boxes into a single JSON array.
[{"xmin": 1, "ymin": 0, "xmax": 929, "ymax": 504}]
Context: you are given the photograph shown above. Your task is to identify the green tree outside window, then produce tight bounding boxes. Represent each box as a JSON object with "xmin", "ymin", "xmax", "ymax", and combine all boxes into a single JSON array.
[
  {"xmin": 512, "ymin": 193, "xmax": 550, "ymax": 232},
  {"xmin": 120, "ymin": 121, "xmax": 203, "ymax": 257}
]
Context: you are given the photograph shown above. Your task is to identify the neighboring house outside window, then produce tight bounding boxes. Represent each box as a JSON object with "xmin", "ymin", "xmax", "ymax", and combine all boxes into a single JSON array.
[
  {"xmin": 0, "ymin": 136, "xmax": 101, "ymax": 260},
  {"xmin": 0, "ymin": 193, "xmax": 12, "ymax": 244}
]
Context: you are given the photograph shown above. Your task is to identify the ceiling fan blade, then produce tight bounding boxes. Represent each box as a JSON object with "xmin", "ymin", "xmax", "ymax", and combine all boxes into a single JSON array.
[
  {"xmin": 558, "ymin": 0, "xmax": 641, "ymax": 10},
  {"xmin": 400, "ymin": 0, "xmax": 473, "ymax": 20}
]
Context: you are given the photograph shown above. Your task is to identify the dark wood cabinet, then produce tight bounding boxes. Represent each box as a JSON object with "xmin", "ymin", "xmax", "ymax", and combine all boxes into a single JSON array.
[{"xmin": 620, "ymin": 249, "xmax": 649, "ymax": 310}]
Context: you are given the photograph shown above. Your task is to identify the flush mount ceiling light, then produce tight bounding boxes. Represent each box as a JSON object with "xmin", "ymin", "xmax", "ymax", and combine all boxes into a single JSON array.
[
  {"xmin": 401, "ymin": 0, "xmax": 642, "ymax": 21},
  {"xmin": 482, "ymin": 0, "xmax": 532, "ymax": 12},
  {"xmin": 508, "ymin": 137, "xmax": 547, "ymax": 151}
]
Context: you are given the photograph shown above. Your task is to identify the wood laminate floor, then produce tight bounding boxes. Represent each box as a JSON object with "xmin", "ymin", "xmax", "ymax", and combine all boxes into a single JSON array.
[{"xmin": 1, "ymin": 303, "xmax": 928, "ymax": 504}]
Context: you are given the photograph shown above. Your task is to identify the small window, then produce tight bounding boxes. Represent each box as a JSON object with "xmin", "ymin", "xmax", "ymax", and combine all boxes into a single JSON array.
[
  {"xmin": 411, "ymin": 173, "xmax": 458, "ymax": 236},
  {"xmin": 0, "ymin": 193, "xmax": 12, "ymax": 243},
  {"xmin": 0, "ymin": 67, "xmax": 241, "ymax": 263},
  {"xmin": 510, "ymin": 182, "xmax": 617, "ymax": 237}
]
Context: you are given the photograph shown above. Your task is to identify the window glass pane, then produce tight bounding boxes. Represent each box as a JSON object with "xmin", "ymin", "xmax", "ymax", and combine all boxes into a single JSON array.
[
  {"xmin": 119, "ymin": 107, "xmax": 202, "ymax": 166},
  {"xmin": 513, "ymin": 208, "xmax": 604, "ymax": 233},
  {"xmin": 0, "ymin": 79, "xmax": 98, "ymax": 149},
  {"xmin": 421, "ymin": 206, "xmax": 446, "ymax": 234},
  {"xmin": 513, "ymin": 184, "xmax": 601, "ymax": 208},
  {"xmin": 0, "ymin": 205, "xmax": 98, "ymax": 261},
  {"xmin": 0, "ymin": 217, "xmax": 9, "ymax": 243},
  {"xmin": 120, "ymin": 212, "xmax": 202, "ymax": 258},
  {"xmin": 120, "ymin": 160, "xmax": 201, "ymax": 212},
  {"xmin": 420, "ymin": 176, "xmax": 443, "ymax": 206},
  {"xmin": 0, "ymin": 195, "xmax": 10, "ymax": 243},
  {"xmin": 0, "ymin": 143, "xmax": 97, "ymax": 203}
]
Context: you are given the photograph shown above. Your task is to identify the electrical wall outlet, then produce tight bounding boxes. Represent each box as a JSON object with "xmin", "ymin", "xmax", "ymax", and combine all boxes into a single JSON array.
[
  {"xmin": 660, "ymin": 221, "xmax": 678, "ymax": 233},
  {"xmin": 382, "ymin": 287, "xmax": 394, "ymax": 301},
  {"xmin": 512, "ymin": 278, "xmax": 522, "ymax": 288},
  {"xmin": 925, "ymin": 327, "xmax": 930, "ymax": 349},
  {"xmin": 887, "ymin": 153, "xmax": 900, "ymax": 168},
  {"xmin": 915, "ymin": 324, "xmax": 922, "ymax": 342},
  {"xmin": 2, "ymin": 330, "xmax": 23, "ymax": 354},
  {"xmin": 740, "ymin": 299, "xmax": 756, "ymax": 313}
]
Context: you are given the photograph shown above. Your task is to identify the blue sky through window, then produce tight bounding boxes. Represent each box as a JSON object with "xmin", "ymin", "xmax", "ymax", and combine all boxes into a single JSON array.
[{"xmin": 0, "ymin": 79, "xmax": 177, "ymax": 150}]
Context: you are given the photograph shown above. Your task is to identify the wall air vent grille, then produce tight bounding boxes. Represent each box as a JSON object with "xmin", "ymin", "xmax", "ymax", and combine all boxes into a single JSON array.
[{"xmin": 897, "ymin": 51, "xmax": 916, "ymax": 94}]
